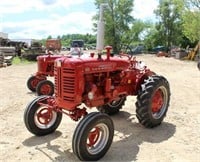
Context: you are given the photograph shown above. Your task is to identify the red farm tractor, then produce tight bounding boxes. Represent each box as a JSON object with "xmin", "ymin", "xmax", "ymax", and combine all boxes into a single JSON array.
[
  {"xmin": 24, "ymin": 46, "xmax": 171, "ymax": 161},
  {"xmin": 26, "ymin": 52, "xmax": 63, "ymax": 96}
]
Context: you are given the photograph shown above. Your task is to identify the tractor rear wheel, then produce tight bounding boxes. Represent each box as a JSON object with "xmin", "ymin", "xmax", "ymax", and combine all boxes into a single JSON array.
[
  {"xmin": 97, "ymin": 97, "xmax": 126, "ymax": 115},
  {"xmin": 36, "ymin": 80, "xmax": 54, "ymax": 96},
  {"xmin": 72, "ymin": 112, "xmax": 114, "ymax": 161},
  {"xmin": 136, "ymin": 75, "xmax": 170, "ymax": 128},
  {"xmin": 197, "ymin": 61, "xmax": 200, "ymax": 70},
  {"xmin": 27, "ymin": 76, "xmax": 45, "ymax": 92},
  {"xmin": 24, "ymin": 96, "xmax": 62, "ymax": 136}
]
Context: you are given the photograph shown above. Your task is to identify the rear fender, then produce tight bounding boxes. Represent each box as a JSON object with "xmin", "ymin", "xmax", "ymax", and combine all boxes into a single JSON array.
[{"xmin": 135, "ymin": 71, "xmax": 155, "ymax": 95}]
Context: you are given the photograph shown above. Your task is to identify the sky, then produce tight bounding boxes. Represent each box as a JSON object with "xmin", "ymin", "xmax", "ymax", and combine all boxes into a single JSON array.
[{"xmin": 0, "ymin": 0, "xmax": 158, "ymax": 40}]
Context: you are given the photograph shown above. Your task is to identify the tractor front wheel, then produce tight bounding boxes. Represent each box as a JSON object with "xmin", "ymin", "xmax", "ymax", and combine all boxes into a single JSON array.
[
  {"xmin": 136, "ymin": 75, "xmax": 170, "ymax": 128},
  {"xmin": 72, "ymin": 112, "xmax": 114, "ymax": 161},
  {"xmin": 97, "ymin": 97, "xmax": 126, "ymax": 115},
  {"xmin": 24, "ymin": 96, "xmax": 62, "ymax": 136},
  {"xmin": 36, "ymin": 80, "xmax": 54, "ymax": 96},
  {"xmin": 27, "ymin": 76, "xmax": 45, "ymax": 92}
]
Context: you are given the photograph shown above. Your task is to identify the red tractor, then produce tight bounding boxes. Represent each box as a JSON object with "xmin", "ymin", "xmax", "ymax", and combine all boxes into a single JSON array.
[
  {"xmin": 24, "ymin": 46, "xmax": 171, "ymax": 161},
  {"xmin": 26, "ymin": 52, "xmax": 63, "ymax": 96}
]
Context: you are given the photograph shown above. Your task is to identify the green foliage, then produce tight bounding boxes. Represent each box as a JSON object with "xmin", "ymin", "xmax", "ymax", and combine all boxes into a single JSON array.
[
  {"xmin": 182, "ymin": 11, "xmax": 200, "ymax": 42},
  {"xmin": 12, "ymin": 56, "xmax": 35, "ymax": 65},
  {"xmin": 37, "ymin": 0, "xmax": 200, "ymax": 52},
  {"xmin": 39, "ymin": 34, "xmax": 96, "ymax": 48},
  {"xmin": 94, "ymin": 0, "xmax": 134, "ymax": 53},
  {"xmin": 154, "ymin": 0, "xmax": 184, "ymax": 47},
  {"xmin": 182, "ymin": 0, "xmax": 200, "ymax": 43}
]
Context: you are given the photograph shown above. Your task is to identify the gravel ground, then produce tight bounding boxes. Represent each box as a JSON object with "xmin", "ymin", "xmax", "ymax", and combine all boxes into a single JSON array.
[{"xmin": 0, "ymin": 54, "xmax": 200, "ymax": 162}]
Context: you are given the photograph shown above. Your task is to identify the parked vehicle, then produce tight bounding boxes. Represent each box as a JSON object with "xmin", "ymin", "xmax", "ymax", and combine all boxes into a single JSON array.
[{"xmin": 24, "ymin": 46, "xmax": 171, "ymax": 161}]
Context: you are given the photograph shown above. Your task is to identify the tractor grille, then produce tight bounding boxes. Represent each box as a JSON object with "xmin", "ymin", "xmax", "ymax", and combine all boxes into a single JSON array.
[
  {"xmin": 63, "ymin": 68, "xmax": 75, "ymax": 102},
  {"xmin": 54, "ymin": 67, "xmax": 76, "ymax": 102},
  {"xmin": 54, "ymin": 66, "xmax": 61, "ymax": 97}
]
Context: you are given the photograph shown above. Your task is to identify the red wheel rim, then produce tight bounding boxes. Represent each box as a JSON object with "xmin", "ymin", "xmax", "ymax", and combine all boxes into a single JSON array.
[
  {"xmin": 40, "ymin": 84, "xmax": 52, "ymax": 95},
  {"xmin": 152, "ymin": 89, "xmax": 164, "ymax": 113},
  {"xmin": 31, "ymin": 78, "xmax": 40, "ymax": 89},
  {"xmin": 37, "ymin": 108, "xmax": 53, "ymax": 125},
  {"xmin": 87, "ymin": 127, "xmax": 100, "ymax": 147}
]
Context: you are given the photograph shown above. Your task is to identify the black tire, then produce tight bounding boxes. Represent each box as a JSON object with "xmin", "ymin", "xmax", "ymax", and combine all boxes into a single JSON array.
[
  {"xmin": 97, "ymin": 97, "xmax": 126, "ymax": 115},
  {"xmin": 198, "ymin": 61, "xmax": 200, "ymax": 70},
  {"xmin": 36, "ymin": 80, "xmax": 54, "ymax": 96},
  {"xmin": 27, "ymin": 76, "xmax": 45, "ymax": 92},
  {"xmin": 24, "ymin": 96, "xmax": 62, "ymax": 136},
  {"xmin": 72, "ymin": 112, "xmax": 114, "ymax": 161},
  {"xmin": 136, "ymin": 75, "xmax": 170, "ymax": 128}
]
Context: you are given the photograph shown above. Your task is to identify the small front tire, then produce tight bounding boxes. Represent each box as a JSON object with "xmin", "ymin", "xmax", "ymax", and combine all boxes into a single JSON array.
[
  {"xmin": 27, "ymin": 76, "xmax": 44, "ymax": 92},
  {"xmin": 72, "ymin": 112, "xmax": 114, "ymax": 161},
  {"xmin": 24, "ymin": 96, "xmax": 62, "ymax": 136},
  {"xmin": 36, "ymin": 80, "xmax": 54, "ymax": 96}
]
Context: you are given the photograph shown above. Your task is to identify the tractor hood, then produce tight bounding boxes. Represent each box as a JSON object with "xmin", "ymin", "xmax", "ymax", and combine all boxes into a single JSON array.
[{"xmin": 54, "ymin": 55, "xmax": 130, "ymax": 73}]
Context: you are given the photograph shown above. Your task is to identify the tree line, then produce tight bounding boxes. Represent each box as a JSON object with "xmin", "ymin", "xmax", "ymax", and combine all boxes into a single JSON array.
[{"xmin": 41, "ymin": 0, "xmax": 200, "ymax": 53}]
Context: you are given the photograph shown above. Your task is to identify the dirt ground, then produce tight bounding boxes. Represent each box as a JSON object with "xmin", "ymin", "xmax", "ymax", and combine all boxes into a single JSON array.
[{"xmin": 0, "ymin": 54, "xmax": 200, "ymax": 162}]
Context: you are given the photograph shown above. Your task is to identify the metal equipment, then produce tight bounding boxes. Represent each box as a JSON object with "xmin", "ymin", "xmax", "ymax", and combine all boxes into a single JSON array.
[
  {"xmin": 26, "ymin": 51, "xmax": 63, "ymax": 96},
  {"xmin": 184, "ymin": 41, "xmax": 200, "ymax": 60}
]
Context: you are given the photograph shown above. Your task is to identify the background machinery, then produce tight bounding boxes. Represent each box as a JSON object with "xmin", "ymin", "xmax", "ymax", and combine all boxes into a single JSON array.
[{"xmin": 26, "ymin": 51, "xmax": 63, "ymax": 96}]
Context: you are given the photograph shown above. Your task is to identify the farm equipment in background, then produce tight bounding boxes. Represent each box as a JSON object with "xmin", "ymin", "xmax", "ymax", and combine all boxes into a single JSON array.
[
  {"xmin": 70, "ymin": 39, "xmax": 84, "ymax": 55},
  {"xmin": 26, "ymin": 51, "xmax": 63, "ymax": 96},
  {"xmin": 0, "ymin": 37, "xmax": 19, "ymax": 67},
  {"xmin": 198, "ymin": 61, "xmax": 200, "ymax": 70},
  {"xmin": 22, "ymin": 40, "xmax": 45, "ymax": 61},
  {"xmin": 45, "ymin": 39, "xmax": 61, "ymax": 53},
  {"xmin": 183, "ymin": 41, "xmax": 200, "ymax": 61},
  {"xmin": 156, "ymin": 51, "xmax": 170, "ymax": 57},
  {"xmin": 0, "ymin": 47, "xmax": 16, "ymax": 66}
]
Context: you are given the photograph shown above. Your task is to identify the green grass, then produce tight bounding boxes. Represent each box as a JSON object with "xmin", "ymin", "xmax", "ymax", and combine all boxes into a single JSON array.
[{"xmin": 12, "ymin": 56, "xmax": 35, "ymax": 65}]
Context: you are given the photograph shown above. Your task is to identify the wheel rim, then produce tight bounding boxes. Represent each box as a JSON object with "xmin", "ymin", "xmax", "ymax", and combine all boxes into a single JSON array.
[
  {"xmin": 31, "ymin": 78, "xmax": 40, "ymax": 89},
  {"xmin": 34, "ymin": 106, "xmax": 57, "ymax": 129},
  {"xmin": 151, "ymin": 86, "xmax": 168, "ymax": 119},
  {"xmin": 87, "ymin": 123, "xmax": 109, "ymax": 155},
  {"xmin": 108, "ymin": 97, "xmax": 124, "ymax": 107},
  {"xmin": 40, "ymin": 84, "xmax": 52, "ymax": 95}
]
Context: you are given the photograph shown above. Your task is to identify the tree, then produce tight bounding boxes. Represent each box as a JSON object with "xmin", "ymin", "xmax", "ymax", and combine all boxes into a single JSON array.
[
  {"xmin": 154, "ymin": 0, "xmax": 184, "ymax": 48},
  {"xmin": 94, "ymin": 0, "xmax": 134, "ymax": 53},
  {"xmin": 185, "ymin": 0, "xmax": 200, "ymax": 9},
  {"xmin": 120, "ymin": 20, "xmax": 152, "ymax": 52},
  {"xmin": 182, "ymin": 0, "xmax": 200, "ymax": 43},
  {"xmin": 47, "ymin": 35, "xmax": 52, "ymax": 39}
]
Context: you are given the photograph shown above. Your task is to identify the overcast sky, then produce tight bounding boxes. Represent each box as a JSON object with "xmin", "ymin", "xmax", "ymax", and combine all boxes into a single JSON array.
[{"xmin": 0, "ymin": 0, "xmax": 158, "ymax": 39}]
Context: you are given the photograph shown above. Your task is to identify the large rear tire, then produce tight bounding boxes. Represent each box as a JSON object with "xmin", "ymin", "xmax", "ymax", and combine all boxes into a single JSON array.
[
  {"xmin": 197, "ymin": 61, "xmax": 200, "ymax": 70},
  {"xmin": 24, "ymin": 96, "xmax": 62, "ymax": 136},
  {"xmin": 36, "ymin": 80, "xmax": 54, "ymax": 96},
  {"xmin": 72, "ymin": 112, "xmax": 114, "ymax": 161},
  {"xmin": 136, "ymin": 75, "xmax": 170, "ymax": 128},
  {"xmin": 97, "ymin": 97, "xmax": 126, "ymax": 115}
]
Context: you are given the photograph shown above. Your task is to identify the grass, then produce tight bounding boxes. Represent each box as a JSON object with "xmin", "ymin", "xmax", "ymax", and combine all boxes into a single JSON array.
[{"xmin": 12, "ymin": 56, "xmax": 35, "ymax": 65}]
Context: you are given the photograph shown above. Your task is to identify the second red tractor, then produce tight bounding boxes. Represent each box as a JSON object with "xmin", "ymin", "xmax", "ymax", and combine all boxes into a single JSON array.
[{"xmin": 26, "ymin": 52, "xmax": 62, "ymax": 96}]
